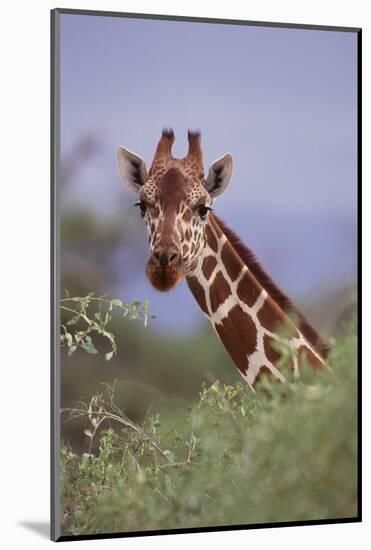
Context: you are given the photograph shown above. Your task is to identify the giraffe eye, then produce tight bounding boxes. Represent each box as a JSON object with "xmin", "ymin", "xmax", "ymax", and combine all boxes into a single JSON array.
[
  {"xmin": 134, "ymin": 200, "xmax": 147, "ymax": 218},
  {"xmin": 197, "ymin": 205, "xmax": 212, "ymax": 221}
]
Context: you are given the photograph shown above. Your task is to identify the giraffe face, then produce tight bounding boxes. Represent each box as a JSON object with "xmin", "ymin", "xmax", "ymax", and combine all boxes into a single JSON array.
[
  {"xmin": 139, "ymin": 165, "xmax": 212, "ymax": 291},
  {"xmin": 117, "ymin": 130, "xmax": 233, "ymax": 292}
]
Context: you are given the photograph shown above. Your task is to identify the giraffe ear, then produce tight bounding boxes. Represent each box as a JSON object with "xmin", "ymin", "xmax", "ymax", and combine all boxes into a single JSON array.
[
  {"xmin": 205, "ymin": 154, "xmax": 233, "ymax": 198},
  {"xmin": 117, "ymin": 146, "xmax": 149, "ymax": 193}
]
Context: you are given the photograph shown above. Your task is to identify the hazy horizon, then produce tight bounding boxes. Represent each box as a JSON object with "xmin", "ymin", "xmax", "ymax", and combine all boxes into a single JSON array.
[{"xmin": 60, "ymin": 13, "xmax": 357, "ymax": 333}]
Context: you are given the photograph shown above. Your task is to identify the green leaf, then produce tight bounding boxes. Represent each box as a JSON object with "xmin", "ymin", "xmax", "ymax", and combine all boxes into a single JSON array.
[
  {"xmin": 68, "ymin": 345, "xmax": 77, "ymax": 356},
  {"xmin": 111, "ymin": 298, "xmax": 123, "ymax": 307},
  {"xmin": 74, "ymin": 332, "xmax": 83, "ymax": 344},
  {"xmin": 67, "ymin": 315, "xmax": 80, "ymax": 326},
  {"xmin": 82, "ymin": 342, "xmax": 98, "ymax": 355},
  {"xmin": 132, "ymin": 300, "xmax": 141, "ymax": 312}
]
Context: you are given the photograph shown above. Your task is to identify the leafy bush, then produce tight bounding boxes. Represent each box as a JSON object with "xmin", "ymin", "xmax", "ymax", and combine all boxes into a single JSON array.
[
  {"xmin": 60, "ymin": 292, "xmax": 154, "ymax": 361},
  {"xmin": 61, "ymin": 320, "xmax": 358, "ymax": 535}
]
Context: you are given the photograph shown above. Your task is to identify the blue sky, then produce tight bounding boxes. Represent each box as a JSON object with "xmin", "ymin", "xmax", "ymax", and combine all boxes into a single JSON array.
[{"xmin": 60, "ymin": 13, "xmax": 357, "ymax": 333}]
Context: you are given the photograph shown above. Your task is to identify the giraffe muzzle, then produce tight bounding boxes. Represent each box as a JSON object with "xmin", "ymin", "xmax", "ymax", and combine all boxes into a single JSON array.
[
  {"xmin": 152, "ymin": 247, "xmax": 180, "ymax": 268},
  {"xmin": 146, "ymin": 245, "xmax": 183, "ymax": 292}
]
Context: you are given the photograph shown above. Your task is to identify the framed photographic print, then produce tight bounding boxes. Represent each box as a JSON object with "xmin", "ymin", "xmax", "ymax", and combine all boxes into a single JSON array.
[{"xmin": 51, "ymin": 8, "xmax": 361, "ymax": 542}]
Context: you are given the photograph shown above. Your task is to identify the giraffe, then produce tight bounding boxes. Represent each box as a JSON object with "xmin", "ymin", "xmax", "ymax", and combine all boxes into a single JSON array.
[{"xmin": 117, "ymin": 129, "xmax": 330, "ymax": 388}]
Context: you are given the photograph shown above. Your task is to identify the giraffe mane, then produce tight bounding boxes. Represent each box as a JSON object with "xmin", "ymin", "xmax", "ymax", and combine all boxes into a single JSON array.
[{"xmin": 212, "ymin": 213, "xmax": 330, "ymax": 359}]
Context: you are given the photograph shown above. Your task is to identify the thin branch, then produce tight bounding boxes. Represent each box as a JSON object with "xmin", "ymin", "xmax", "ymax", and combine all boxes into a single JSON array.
[
  {"xmin": 60, "ymin": 305, "xmax": 92, "ymax": 325},
  {"xmin": 61, "ymin": 407, "xmax": 176, "ymax": 464}
]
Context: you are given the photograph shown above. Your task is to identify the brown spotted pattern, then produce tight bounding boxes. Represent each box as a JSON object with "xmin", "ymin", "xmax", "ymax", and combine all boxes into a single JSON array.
[
  {"xmin": 209, "ymin": 271, "xmax": 231, "ymax": 313},
  {"xmin": 215, "ymin": 305, "xmax": 257, "ymax": 374},
  {"xmin": 131, "ymin": 129, "xmax": 326, "ymax": 388},
  {"xmin": 202, "ymin": 256, "xmax": 217, "ymax": 280},
  {"xmin": 236, "ymin": 275, "xmax": 261, "ymax": 307},
  {"xmin": 221, "ymin": 242, "xmax": 242, "ymax": 282},
  {"xmin": 186, "ymin": 215, "xmax": 326, "ymax": 387},
  {"xmin": 187, "ymin": 276, "xmax": 209, "ymax": 315},
  {"xmin": 297, "ymin": 345, "xmax": 323, "ymax": 370},
  {"xmin": 205, "ymin": 224, "xmax": 218, "ymax": 253},
  {"xmin": 264, "ymin": 334, "xmax": 282, "ymax": 365}
]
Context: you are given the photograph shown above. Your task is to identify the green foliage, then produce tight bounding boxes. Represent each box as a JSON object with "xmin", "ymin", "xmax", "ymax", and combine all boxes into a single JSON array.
[
  {"xmin": 61, "ymin": 322, "xmax": 358, "ymax": 535},
  {"xmin": 60, "ymin": 292, "xmax": 154, "ymax": 361}
]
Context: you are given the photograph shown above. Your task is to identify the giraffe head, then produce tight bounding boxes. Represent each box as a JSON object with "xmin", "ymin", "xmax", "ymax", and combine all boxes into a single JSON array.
[{"xmin": 118, "ymin": 129, "xmax": 233, "ymax": 291}]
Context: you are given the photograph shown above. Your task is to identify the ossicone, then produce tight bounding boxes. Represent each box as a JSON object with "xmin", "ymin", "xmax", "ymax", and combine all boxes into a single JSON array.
[{"xmin": 152, "ymin": 127, "xmax": 175, "ymax": 164}]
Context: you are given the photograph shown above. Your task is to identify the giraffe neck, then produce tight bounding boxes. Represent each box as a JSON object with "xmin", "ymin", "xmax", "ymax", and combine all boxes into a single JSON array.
[{"xmin": 186, "ymin": 214, "xmax": 326, "ymax": 388}]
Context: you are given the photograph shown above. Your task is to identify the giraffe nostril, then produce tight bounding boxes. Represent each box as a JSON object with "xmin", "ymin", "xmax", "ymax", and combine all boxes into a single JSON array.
[
  {"xmin": 153, "ymin": 250, "xmax": 169, "ymax": 267},
  {"xmin": 152, "ymin": 248, "xmax": 179, "ymax": 267},
  {"xmin": 169, "ymin": 253, "xmax": 179, "ymax": 265},
  {"xmin": 153, "ymin": 251, "xmax": 161, "ymax": 264}
]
